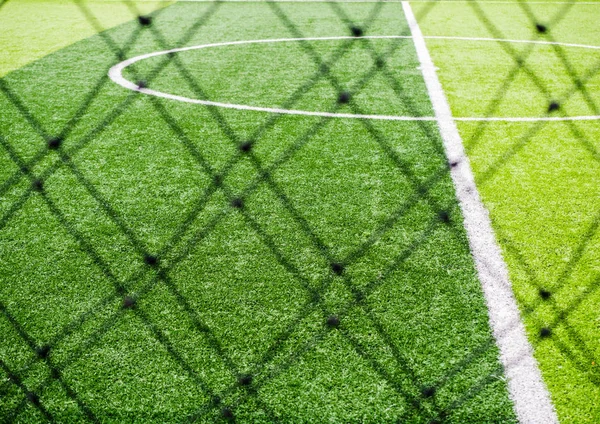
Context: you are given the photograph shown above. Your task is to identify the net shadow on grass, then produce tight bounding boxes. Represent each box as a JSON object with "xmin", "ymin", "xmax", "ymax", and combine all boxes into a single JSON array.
[
  {"xmin": 0, "ymin": 0, "xmax": 598, "ymax": 422},
  {"xmin": 462, "ymin": 0, "xmax": 600, "ymax": 398}
]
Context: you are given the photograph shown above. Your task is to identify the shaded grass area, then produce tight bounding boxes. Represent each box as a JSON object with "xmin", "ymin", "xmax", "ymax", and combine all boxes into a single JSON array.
[
  {"xmin": 0, "ymin": 1, "xmax": 518, "ymax": 422},
  {"xmin": 414, "ymin": 1, "xmax": 600, "ymax": 422}
]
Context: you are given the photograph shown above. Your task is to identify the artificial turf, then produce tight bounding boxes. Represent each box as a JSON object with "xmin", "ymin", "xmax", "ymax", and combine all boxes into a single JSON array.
[
  {"xmin": 0, "ymin": 1, "xmax": 522, "ymax": 422},
  {"xmin": 0, "ymin": 0, "xmax": 170, "ymax": 77},
  {"xmin": 413, "ymin": 1, "xmax": 600, "ymax": 422}
]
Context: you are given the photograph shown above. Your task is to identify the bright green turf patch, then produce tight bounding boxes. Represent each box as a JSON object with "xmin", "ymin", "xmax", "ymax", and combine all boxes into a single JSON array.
[
  {"xmin": 0, "ymin": 0, "xmax": 171, "ymax": 77},
  {"xmin": 414, "ymin": 2, "xmax": 600, "ymax": 422},
  {"xmin": 0, "ymin": 2, "xmax": 518, "ymax": 422}
]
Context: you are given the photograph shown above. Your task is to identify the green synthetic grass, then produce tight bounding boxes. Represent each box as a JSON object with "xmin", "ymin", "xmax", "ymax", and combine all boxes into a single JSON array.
[
  {"xmin": 414, "ymin": 2, "xmax": 600, "ymax": 422},
  {"xmin": 0, "ymin": 0, "xmax": 171, "ymax": 77},
  {"xmin": 0, "ymin": 1, "xmax": 520, "ymax": 422}
]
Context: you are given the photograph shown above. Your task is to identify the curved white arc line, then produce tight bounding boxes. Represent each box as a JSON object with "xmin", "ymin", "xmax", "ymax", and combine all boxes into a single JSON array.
[
  {"xmin": 426, "ymin": 35, "xmax": 600, "ymax": 50},
  {"xmin": 455, "ymin": 115, "xmax": 600, "ymax": 122},
  {"xmin": 108, "ymin": 35, "xmax": 600, "ymax": 122},
  {"xmin": 109, "ymin": 35, "xmax": 413, "ymax": 72},
  {"xmin": 116, "ymin": 86, "xmax": 439, "ymax": 121}
]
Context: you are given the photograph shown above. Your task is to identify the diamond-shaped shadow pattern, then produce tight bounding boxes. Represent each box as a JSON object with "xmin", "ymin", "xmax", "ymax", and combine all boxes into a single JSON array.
[{"xmin": 0, "ymin": 0, "xmax": 598, "ymax": 422}]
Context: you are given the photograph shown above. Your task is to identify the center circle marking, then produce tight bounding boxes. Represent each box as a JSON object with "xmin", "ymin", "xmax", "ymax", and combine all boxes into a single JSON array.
[{"xmin": 108, "ymin": 35, "xmax": 600, "ymax": 122}]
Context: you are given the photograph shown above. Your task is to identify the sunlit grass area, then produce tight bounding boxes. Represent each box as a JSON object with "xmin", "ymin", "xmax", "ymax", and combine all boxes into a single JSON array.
[
  {"xmin": 415, "ymin": 2, "xmax": 600, "ymax": 422},
  {"xmin": 1, "ymin": 0, "xmax": 599, "ymax": 422}
]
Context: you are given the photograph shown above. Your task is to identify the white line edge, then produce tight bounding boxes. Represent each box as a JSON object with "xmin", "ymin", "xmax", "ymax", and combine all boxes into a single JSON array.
[
  {"xmin": 402, "ymin": 2, "xmax": 559, "ymax": 423},
  {"xmin": 108, "ymin": 35, "xmax": 600, "ymax": 123}
]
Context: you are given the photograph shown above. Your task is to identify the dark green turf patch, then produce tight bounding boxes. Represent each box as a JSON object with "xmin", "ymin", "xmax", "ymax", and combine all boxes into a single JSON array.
[{"xmin": 0, "ymin": 2, "xmax": 518, "ymax": 422}]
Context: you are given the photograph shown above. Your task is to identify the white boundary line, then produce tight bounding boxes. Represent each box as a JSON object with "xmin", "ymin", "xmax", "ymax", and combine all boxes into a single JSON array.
[
  {"xmin": 109, "ymin": 35, "xmax": 600, "ymax": 122},
  {"xmin": 402, "ymin": 2, "xmax": 558, "ymax": 423}
]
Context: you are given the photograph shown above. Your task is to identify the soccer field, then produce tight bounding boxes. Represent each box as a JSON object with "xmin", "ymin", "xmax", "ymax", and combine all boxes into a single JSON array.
[{"xmin": 0, "ymin": 1, "xmax": 598, "ymax": 422}]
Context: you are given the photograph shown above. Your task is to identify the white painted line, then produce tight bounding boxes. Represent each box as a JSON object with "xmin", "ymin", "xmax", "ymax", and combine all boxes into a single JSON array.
[
  {"xmin": 402, "ymin": 2, "xmax": 559, "ymax": 423},
  {"xmin": 109, "ymin": 35, "xmax": 600, "ymax": 123},
  {"xmin": 426, "ymin": 35, "xmax": 600, "ymax": 51},
  {"xmin": 455, "ymin": 115, "xmax": 600, "ymax": 122}
]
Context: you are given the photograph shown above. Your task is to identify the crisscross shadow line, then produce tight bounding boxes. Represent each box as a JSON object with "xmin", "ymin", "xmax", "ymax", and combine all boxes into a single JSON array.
[{"xmin": 1, "ymin": 0, "xmax": 598, "ymax": 422}]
